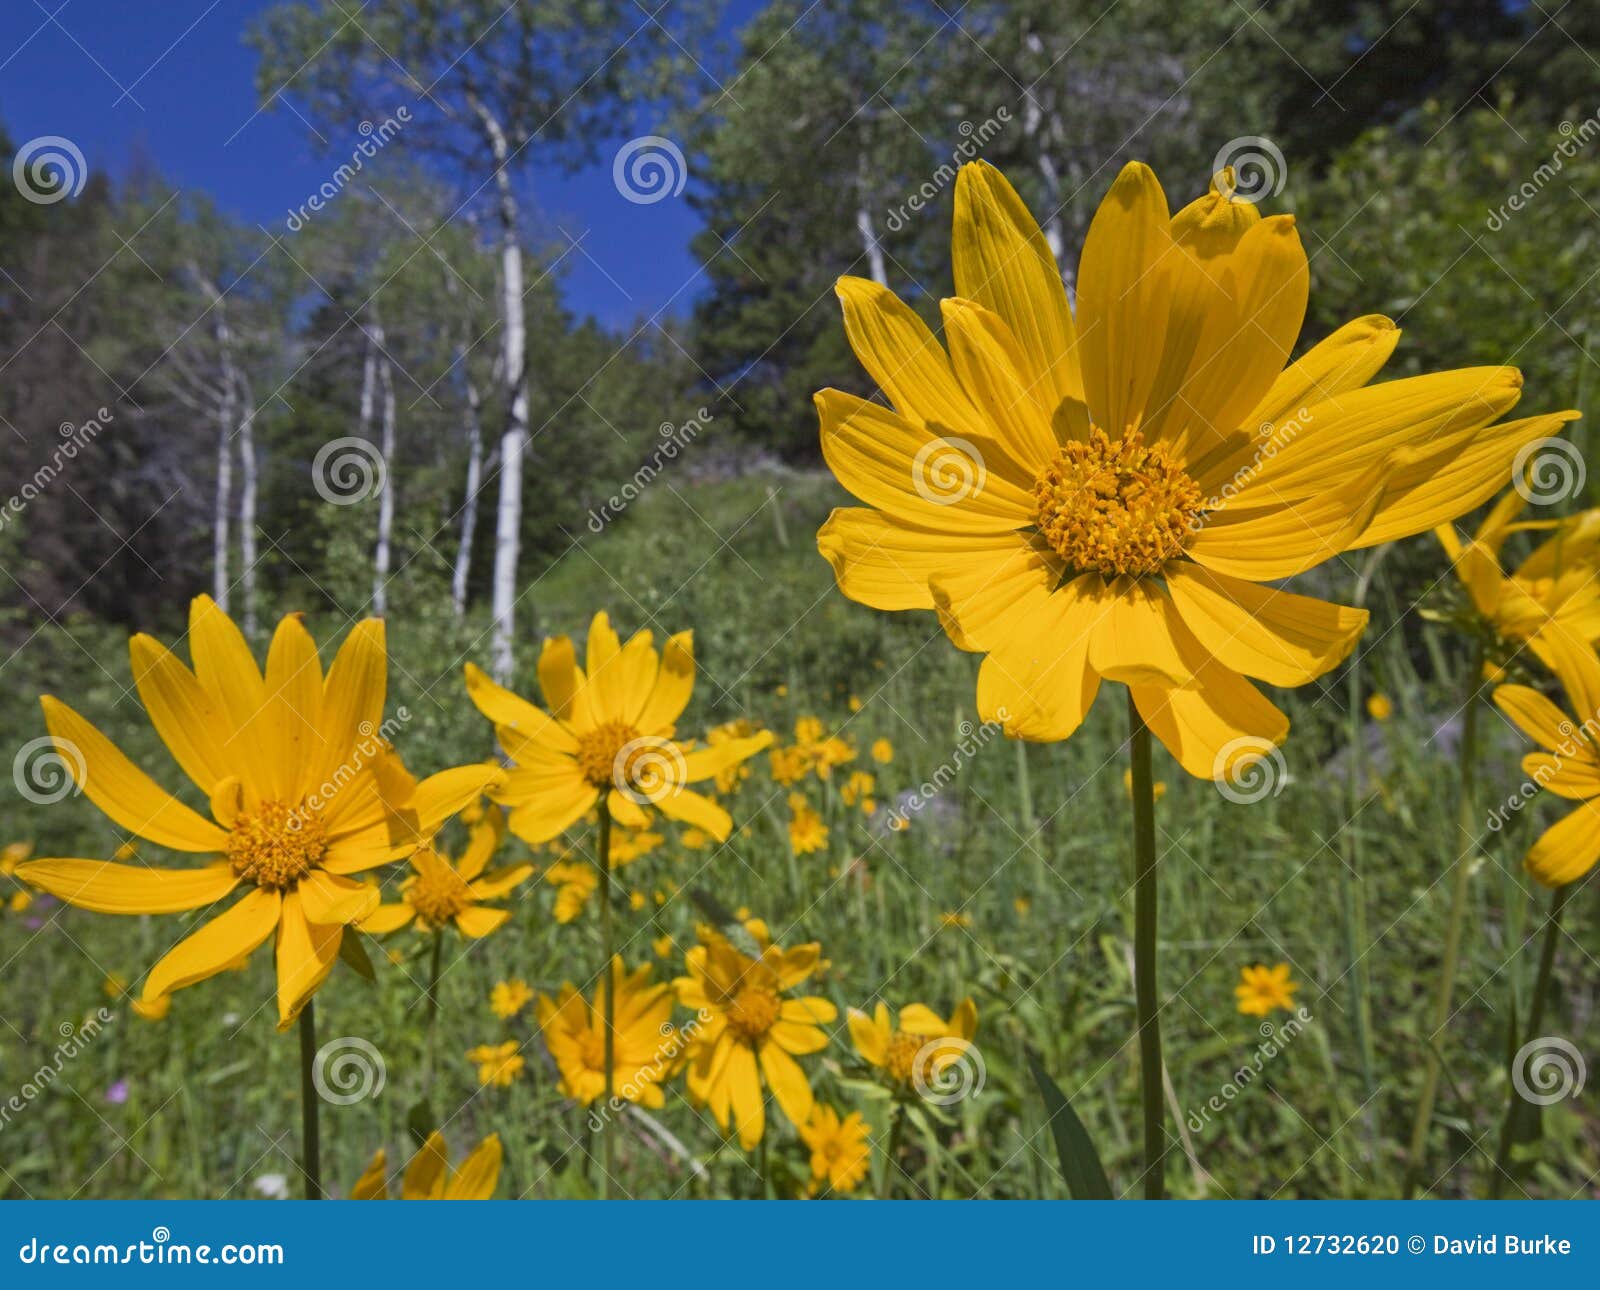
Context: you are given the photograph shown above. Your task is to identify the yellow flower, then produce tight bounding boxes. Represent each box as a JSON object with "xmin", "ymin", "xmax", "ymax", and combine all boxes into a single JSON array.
[
  {"xmin": 1121, "ymin": 767, "xmax": 1168, "ymax": 801},
  {"xmin": 0, "ymin": 841, "xmax": 32, "ymax": 875},
  {"xmin": 938, "ymin": 911, "xmax": 972, "ymax": 930},
  {"xmin": 490, "ymin": 979, "xmax": 534, "ymax": 1019},
  {"xmin": 610, "ymin": 828, "xmax": 664, "ymax": 865},
  {"xmin": 799, "ymin": 1104, "xmax": 871, "ymax": 1196},
  {"xmin": 1367, "ymin": 693, "xmax": 1393, "ymax": 721},
  {"xmin": 653, "ymin": 934, "xmax": 676, "ymax": 958},
  {"xmin": 537, "ymin": 957, "xmax": 680, "ymax": 1107},
  {"xmin": 361, "ymin": 808, "xmax": 531, "ymax": 939},
  {"xmin": 848, "ymin": 999, "xmax": 978, "ymax": 1096},
  {"xmin": 769, "ymin": 745, "xmax": 810, "ymax": 786},
  {"xmin": 1437, "ymin": 490, "xmax": 1600, "ymax": 669},
  {"xmin": 465, "ymin": 612, "xmax": 771, "ymax": 843},
  {"xmin": 1494, "ymin": 635, "xmax": 1600, "ymax": 885},
  {"xmin": 679, "ymin": 827, "xmax": 710, "ymax": 851},
  {"xmin": 847, "ymin": 695, "xmax": 863, "ymax": 713},
  {"xmin": 815, "ymin": 161, "xmax": 1578, "ymax": 777},
  {"xmin": 787, "ymin": 793, "xmax": 829, "ymax": 855},
  {"xmin": 1013, "ymin": 896, "xmax": 1031, "ymax": 917},
  {"xmin": 8, "ymin": 889, "xmax": 32, "ymax": 913},
  {"xmin": 16, "ymin": 596, "xmax": 500, "ymax": 1029},
  {"xmin": 350, "ymin": 1131, "xmax": 501, "ymax": 1200},
  {"xmin": 1235, "ymin": 963, "xmax": 1299, "ymax": 1017},
  {"xmin": 675, "ymin": 924, "xmax": 837, "ymax": 1148},
  {"xmin": 794, "ymin": 716, "xmax": 826, "ymax": 746},
  {"xmin": 812, "ymin": 736, "xmax": 856, "ymax": 779},
  {"xmin": 708, "ymin": 719, "xmax": 764, "ymax": 792},
  {"xmin": 467, "ymin": 1040, "xmax": 525, "ymax": 1087},
  {"xmin": 102, "ymin": 972, "xmax": 127, "ymax": 1000},
  {"xmin": 870, "ymin": 738, "xmax": 893, "ymax": 765},
  {"xmin": 545, "ymin": 860, "xmax": 597, "ymax": 923}
]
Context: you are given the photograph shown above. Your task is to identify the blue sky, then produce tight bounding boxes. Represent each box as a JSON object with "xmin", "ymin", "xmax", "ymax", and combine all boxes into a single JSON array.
[{"xmin": 0, "ymin": 0, "xmax": 763, "ymax": 328}]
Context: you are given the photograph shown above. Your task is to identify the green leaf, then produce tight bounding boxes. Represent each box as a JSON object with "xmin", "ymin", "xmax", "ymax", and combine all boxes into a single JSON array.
[
  {"xmin": 405, "ymin": 1100, "xmax": 434, "ymax": 1150},
  {"xmin": 339, "ymin": 930, "xmax": 377, "ymax": 984},
  {"xmin": 1027, "ymin": 1050, "xmax": 1113, "ymax": 1200}
]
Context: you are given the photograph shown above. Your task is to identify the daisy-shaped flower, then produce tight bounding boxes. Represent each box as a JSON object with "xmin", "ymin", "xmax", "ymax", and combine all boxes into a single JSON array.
[
  {"xmin": 464, "ymin": 611, "xmax": 771, "ymax": 842},
  {"xmin": 848, "ymin": 998, "xmax": 978, "ymax": 1098},
  {"xmin": 350, "ymin": 1131, "xmax": 501, "ymax": 1199},
  {"xmin": 1494, "ymin": 631, "xmax": 1600, "ymax": 886},
  {"xmin": 675, "ymin": 922, "xmax": 837, "ymax": 1149},
  {"xmin": 1437, "ymin": 489, "xmax": 1600, "ymax": 674},
  {"xmin": 1235, "ymin": 963, "xmax": 1299, "ymax": 1017},
  {"xmin": 17, "ymin": 596, "xmax": 499, "ymax": 1028},
  {"xmin": 361, "ymin": 806, "xmax": 531, "ymax": 939},
  {"xmin": 799, "ymin": 1104, "xmax": 871, "ymax": 1196},
  {"xmin": 816, "ymin": 160, "xmax": 1579, "ymax": 777},
  {"xmin": 537, "ymin": 956, "xmax": 680, "ymax": 1108}
]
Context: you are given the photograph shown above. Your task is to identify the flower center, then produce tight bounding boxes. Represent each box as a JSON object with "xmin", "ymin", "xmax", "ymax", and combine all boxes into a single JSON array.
[
  {"xmin": 725, "ymin": 985, "xmax": 781, "ymax": 1043},
  {"xmin": 576, "ymin": 720, "xmax": 643, "ymax": 788},
  {"xmin": 227, "ymin": 801, "xmax": 326, "ymax": 889},
  {"xmin": 885, "ymin": 1030, "xmax": 930, "ymax": 1085},
  {"xmin": 1034, "ymin": 427, "xmax": 1204, "ymax": 576},
  {"xmin": 406, "ymin": 863, "xmax": 473, "ymax": 928},
  {"xmin": 579, "ymin": 1029, "xmax": 608, "ymax": 1072}
]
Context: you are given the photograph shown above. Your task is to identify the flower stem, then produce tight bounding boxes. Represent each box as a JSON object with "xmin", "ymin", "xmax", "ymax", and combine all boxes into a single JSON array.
[
  {"xmin": 598, "ymin": 797, "xmax": 616, "ymax": 1199},
  {"xmin": 1126, "ymin": 691, "xmax": 1165, "ymax": 1200},
  {"xmin": 879, "ymin": 1102, "xmax": 904, "ymax": 1200},
  {"xmin": 1487, "ymin": 882, "xmax": 1570, "ymax": 1198},
  {"xmin": 298, "ymin": 999, "xmax": 322, "ymax": 1200},
  {"xmin": 425, "ymin": 930, "xmax": 442, "ymax": 1027},
  {"xmin": 1403, "ymin": 639, "xmax": 1483, "ymax": 1197}
]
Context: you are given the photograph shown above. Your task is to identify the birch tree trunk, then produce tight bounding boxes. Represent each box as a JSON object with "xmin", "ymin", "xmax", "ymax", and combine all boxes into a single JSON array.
[
  {"xmin": 211, "ymin": 310, "xmax": 239, "ymax": 613},
  {"xmin": 451, "ymin": 347, "xmax": 486, "ymax": 617},
  {"xmin": 372, "ymin": 334, "xmax": 396, "ymax": 616},
  {"xmin": 236, "ymin": 371, "xmax": 259, "ymax": 637},
  {"xmin": 1023, "ymin": 31, "xmax": 1069, "ymax": 274},
  {"xmin": 855, "ymin": 203, "xmax": 889, "ymax": 287}
]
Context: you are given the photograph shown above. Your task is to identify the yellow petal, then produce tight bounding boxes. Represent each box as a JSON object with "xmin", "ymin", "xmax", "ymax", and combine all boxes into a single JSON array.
[
  {"xmin": 297, "ymin": 870, "xmax": 379, "ymax": 925},
  {"xmin": 758, "ymin": 1042, "xmax": 814, "ymax": 1129},
  {"xmin": 359, "ymin": 903, "xmax": 415, "ymax": 934},
  {"xmin": 17, "ymin": 858, "xmax": 239, "ymax": 914},
  {"xmin": 538, "ymin": 634, "xmax": 590, "ymax": 725},
  {"xmin": 144, "ymin": 886, "xmax": 281, "ymax": 1000},
  {"xmin": 655, "ymin": 787, "xmax": 732, "ymax": 841},
  {"xmin": 445, "ymin": 1134, "xmax": 501, "ymax": 1200},
  {"xmin": 929, "ymin": 533, "xmax": 1064, "ymax": 653},
  {"xmin": 819, "ymin": 507, "xmax": 1034, "ymax": 616},
  {"xmin": 1494, "ymin": 685, "xmax": 1577, "ymax": 752},
  {"xmin": 188, "ymin": 594, "xmax": 275, "ymax": 801},
  {"xmin": 463, "ymin": 662, "xmax": 577, "ymax": 751},
  {"xmin": 941, "ymin": 296, "xmax": 1061, "ymax": 467},
  {"xmin": 1248, "ymin": 314, "xmax": 1399, "ymax": 428},
  {"xmin": 1085, "ymin": 577, "xmax": 1196, "ymax": 688},
  {"xmin": 1521, "ymin": 751, "xmax": 1600, "ymax": 801},
  {"xmin": 311, "ymin": 618, "xmax": 387, "ymax": 810},
  {"xmin": 455, "ymin": 905, "xmax": 510, "ymax": 938},
  {"xmin": 975, "ymin": 576, "xmax": 1102, "ymax": 741},
  {"xmin": 402, "ymin": 1132, "xmax": 448, "ymax": 1200},
  {"xmin": 128, "ymin": 635, "xmax": 231, "ymax": 794},
  {"xmin": 1131, "ymin": 639, "xmax": 1289, "ymax": 781},
  {"xmin": 1525, "ymin": 800, "xmax": 1600, "ymax": 887},
  {"xmin": 275, "ymin": 889, "xmax": 341, "ymax": 1029},
  {"xmin": 263, "ymin": 613, "xmax": 323, "ymax": 802},
  {"xmin": 634, "ymin": 631, "xmax": 694, "ymax": 735}
]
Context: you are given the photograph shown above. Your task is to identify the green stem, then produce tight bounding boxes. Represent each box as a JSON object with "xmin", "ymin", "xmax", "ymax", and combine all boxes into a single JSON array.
[
  {"xmin": 879, "ymin": 1102, "xmax": 905, "ymax": 1200},
  {"xmin": 1487, "ymin": 882, "xmax": 1570, "ymax": 1198},
  {"xmin": 598, "ymin": 798, "xmax": 616, "ymax": 1199},
  {"xmin": 298, "ymin": 1000, "xmax": 322, "ymax": 1200},
  {"xmin": 425, "ymin": 930, "xmax": 442, "ymax": 1026},
  {"xmin": 1403, "ymin": 640, "xmax": 1483, "ymax": 1197},
  {"xmin": 1127, "ymin": 691, "xmax": 1165, "ymax": 1200}
]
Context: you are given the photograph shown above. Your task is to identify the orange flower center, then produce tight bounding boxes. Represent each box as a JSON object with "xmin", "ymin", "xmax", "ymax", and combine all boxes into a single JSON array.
[
  {"xmin": 227, "ymin": 800, "xmax": 326, "ymax": 889},
  {"xmin": 725, "ymin": 984, "xmax": 781, "ymax": 1043},
  {"xmin": 1034, "ymin": 427, "xmax": 1204, "ymax": 576},
  {"xmin": 885, "ymin": 1029, "xmax": 931, "ymax": 1085},
  {"xmin": 576, "ymin": 720, "xmax": 644, "ymax": 788},
  {"xmin": 406, "ymin": 864, "xmax": 473, "ymax": 927}
]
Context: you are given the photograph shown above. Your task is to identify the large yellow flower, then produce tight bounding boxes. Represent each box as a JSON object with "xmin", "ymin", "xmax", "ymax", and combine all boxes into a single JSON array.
[
  {"xmin": 464, "ymin": 611, "xmax": 771, "ymax": 842},
  {"xmin": 1437, "ymin": 489, "xmax": 1600, "ymax": 672},
  {"xmin": 17, "ymin": 595, "xmax": 498, "ymax": 1027},
  {"xmin": 537, "ymin": 956, "xmax": 680, "ymax": 1108},
  {"xmin": 848, "ymin": 998, "xmax": 978, "ymax": 1096},
  {"xmin": 815, "ymin": 160, "xmax": 1579, "ymax": 777},
  {"xmin": 1493, "ymin": 631, "xmax": 1600, "ymax": 886},
  {"xmin": 360, "ymin": 807, "xmax": 531, "ymax": 938},
  {"xmin": 350, "ymin": 1131, "xmax": 501, "ymax": 1199},
  {"xmin": 675, "ymin": 922, "xmax": 837, "ymax": 1148}
]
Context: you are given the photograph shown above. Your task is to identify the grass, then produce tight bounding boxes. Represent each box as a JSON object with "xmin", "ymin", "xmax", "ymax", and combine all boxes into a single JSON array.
[{"xmin": 0, "ymin": 467, "xmax": 1594, "ymax": 1199}]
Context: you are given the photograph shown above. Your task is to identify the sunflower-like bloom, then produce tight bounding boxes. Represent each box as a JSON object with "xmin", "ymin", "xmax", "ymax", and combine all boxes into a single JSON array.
[
  {"xmin": 1234, "ymin": 963, "xmax": 1299, "ymax": 1017},
  {"xmin": 350, "ymin": 1131, "xmax": 501, "ymax": 1199},
  {"xmin": 675, "ymin": 922, "xmax": 837, "ymax": 1148},
  {"xmin": 815, "ymin": 160, "xmax": 1579, "ymax": 777},
  {"xmin": 17, "ymin": 596, "xmax": 499, "ymax": 1028},
  {"xmin": 360, "ymin": 806, "xmax": 531, "ymax": 938},
  {"xmin": 537, "ymin": 956, "xmax": 681, "ymax": 1108},
  {"xmin": 799, "ymin": 1104, "xmax": 871, "ymax": 1196},
  {"xmin": 464, "ymin": 611, "xmax": 772, "ymax": 843},
  {"xmin": 1436, "ymin": 489, "xmax": 1600, "ymax": 673},
  {"xmin": 1493, "ymin": 632, "xmax": 1600, "ymax": 886},
  {"xmin": 848, "ymin": 998, "xmax": 977, "ymax": 1096}
]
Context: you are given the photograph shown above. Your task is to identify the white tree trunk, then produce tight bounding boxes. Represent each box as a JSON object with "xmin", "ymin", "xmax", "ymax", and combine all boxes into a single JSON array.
[
  {"xmin": 451, "ymin": 349, "xmax": 485, "ymax": 617},
  {"xmin": 211, "ymin": 313, "xmax": 238, "ymax": 613},
  {"xmin": 236, "ymin": 371, "xmax": 259, "ymax": 637},
  {"xmin": 368, "ymin": 320, "xmax": 395, "ymax": 616},
  {"xmin": 855, "ymin": 204, "xmax": 888, "ymax": 286}
]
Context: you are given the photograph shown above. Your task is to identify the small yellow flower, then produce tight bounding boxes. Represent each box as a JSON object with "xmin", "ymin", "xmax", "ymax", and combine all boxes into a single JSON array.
[
  {"xmin": 1235, "ymin": 963, "xmax": 1299, "ymax": 1017},
  {"xmin": 611, "ymin": 829, "xmax": 664, "ymax": 866},
  {"xmin": 1122, "ymin": 767, "xmax": 1166, "ymax": 801},
  {"xmin": 848, "ymin": 999, "xmax": 978, "ymax": 1097},
  {"xmin": 350, "ymin": 1131, "xmax": 501, "ymax": 1200},
  {"xmin": 0, "ymin": 841, "xmax": 32, "ymax": 875},
  {"xmin": 652, "ymin": 934, "xmax": 675, "ymax": 958},
  {"xmin": 1366, "ymin": 693, "xmax": 1393, "ymax": 721},
  {"xmin": 467, "ymin": 1040, "xmax": 525, "ymax": 1087},
  {"xmin": 628, "ymin": 890, "xmax": 647, "ymax": 911},
  {"xmin": 800, "ymin": 1104, "xmax": 871, "ymax": 1196},
  {"xmin": 788, "ymin": 793, "xmax": 829, "ymax": 855},
  {"xmin": 775, "ymin": 684, "xmax": 789, "ymax": 697},
  {"xmin": 839, "ymin": 770, "xmax": 876, "ymax": 808},
  {"xmin": 679, "ymin": 828, "xmax": 710, "ymax": 851},
  {"xmin": 361, "ymin": 808, "xmax": 531, "ymax": 940},
  {"xmin": 537, "ymin": 957, "xmax": 680, "ymax": 1107},
  {"xmin": 545, "ymin": 860, "xmax": 597, "ymax": 923},
  {"xmin": 812, "ymin": 736, "xmax": 856, "ymax": 779},
  {"xmin": 1014, "ymin": 896, "xmax": 1031, "ymax": 917},
  {"xmin": 847, "ymin": 695, "xmax": 863, "ymax": 713},
  {"xmin": 794, "ymin": 716, "xmax": 826, "ymax": 746},
  {"xmin": 489, "ymin": 979, "xmax": 534, "ymax": 1019},
  {"xmin": 870, "ymin": 738, "xmax": 893, "ymax": 765},
  {"xmin": 102, "ymin": 972, "xmax": 127, "ymax": 1000},
  {"xmin": 938, "ymin": 911, "xmax": 972, "ymax": 930},
  {"xmin": 770, "ymin": 746, "xmax": 810, "ymax": 786}
]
